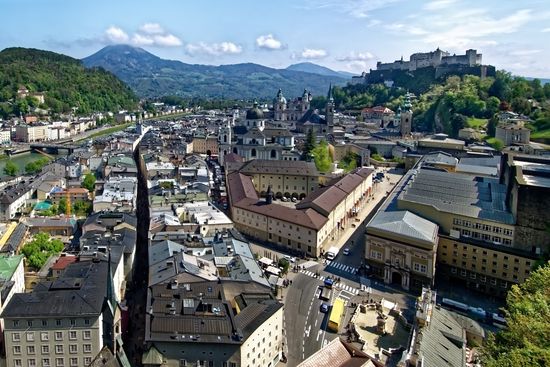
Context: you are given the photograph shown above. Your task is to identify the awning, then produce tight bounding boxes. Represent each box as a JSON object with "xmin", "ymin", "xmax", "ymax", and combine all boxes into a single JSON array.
[
  {"xmin": 265, "ymin": 265, "xmax": 281, "ymax": 275},
  {"xmin": 259, "ymin": 257, "xmax": 274, "ymax": 266}
]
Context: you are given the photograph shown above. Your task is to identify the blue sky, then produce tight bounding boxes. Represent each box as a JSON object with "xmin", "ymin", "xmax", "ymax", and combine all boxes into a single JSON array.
[{"xmin": 1, "ymin": 0, "xmax": 550, "ymax": 77}]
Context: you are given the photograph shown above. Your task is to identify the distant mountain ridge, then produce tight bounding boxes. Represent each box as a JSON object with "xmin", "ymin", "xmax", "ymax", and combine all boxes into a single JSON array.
[
  {"xmin": 286, "ymin": 62, "xmax": 356, "ymax": 78},
  {"xmin": 82, "ymin": 45, "xmax": 348, "ymax": 99}
]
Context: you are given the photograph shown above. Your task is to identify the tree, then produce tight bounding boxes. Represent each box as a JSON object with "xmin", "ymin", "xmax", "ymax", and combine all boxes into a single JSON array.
[
  {"xmin": 450, "ymin": 113, "xmax": 467, "ymax": 138},
  {"xmin": 3, "ymin": 160, "xmax": 18, "ymax": 176},
  {"xmin": 338, "ymin": 151, "xmax": 360, "ymax": 172},
  {"xmin": 82, "ymin": 173, "xmax": 96, "ymax": 192},
  {"xmin": 72, "ymin": 200, "xmax": 92, "ymax": 216},
  {"xmin": 312, "ymin": 140, "xmax": 333, "ymax": 173},
  {"xmin": 303, "ymin": 128, "xmax": 316, "ymax": 160},
  {"xmin": 21, "ymin": 232, "xmax": 64, "ymax": 270},
  {"xmin": 277, "ymin": 258, "xmax": 290, "ymax": 275},
  {"xmin": 25, "ymin": 157, "xmax": 50, "ymax": 174},
  {"xmin": 58, "ymin": 198, "xmax": 68, "ymax": 215},
  {"xmin": 481, "ymin": 262, "xmax": 550, "ymax": 367}
]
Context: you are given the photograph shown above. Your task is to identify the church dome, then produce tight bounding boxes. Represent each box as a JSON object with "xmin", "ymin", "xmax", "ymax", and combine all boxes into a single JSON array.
[{"xmin": 246, "ymin": 101, "xmax": 264, "ymax": 120}]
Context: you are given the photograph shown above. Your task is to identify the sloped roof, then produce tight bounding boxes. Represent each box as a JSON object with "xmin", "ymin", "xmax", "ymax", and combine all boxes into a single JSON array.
[{"xmin": 368, "ymin": 211, "xmax": 438, "ymax": 246}]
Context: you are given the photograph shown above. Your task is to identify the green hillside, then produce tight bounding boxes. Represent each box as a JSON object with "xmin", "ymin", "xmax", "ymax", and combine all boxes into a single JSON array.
[
  {"xmin": 0, "ymin": 47, "xmax": 138, "ymax": 118},
  {"xmin": 329, "ymin": 70, "xmax": 550, "ymax": 140}
]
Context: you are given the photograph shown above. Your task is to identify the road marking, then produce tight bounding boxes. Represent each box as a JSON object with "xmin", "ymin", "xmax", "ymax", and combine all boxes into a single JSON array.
[
  {"xmin": 315, "ymin": 318, "xmax": 318, "ymax": 327},
  {"xmin": 316, "ymin": 329, "xmax": 321, "ymax": 341}
]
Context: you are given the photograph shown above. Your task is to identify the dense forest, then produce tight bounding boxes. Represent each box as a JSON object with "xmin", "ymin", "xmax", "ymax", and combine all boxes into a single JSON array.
[
  {"xmin": 0, "ymin": 47, "xmax": 138, "ymax": 118},
  {"xmin": 318, "ymin": 71, "xmax": 550, "ymax": 142}
]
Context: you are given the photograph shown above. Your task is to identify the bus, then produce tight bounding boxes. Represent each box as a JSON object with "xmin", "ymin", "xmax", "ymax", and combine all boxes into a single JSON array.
[{"xmin": 327, "ymin": 298, "xmax": 345, "ymax": 332}]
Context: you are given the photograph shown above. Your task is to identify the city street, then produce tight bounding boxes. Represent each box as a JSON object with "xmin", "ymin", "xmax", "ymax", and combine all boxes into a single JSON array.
[{"xmin": 280, "ymin": 168, "xmax": 411, "ymax": 366}]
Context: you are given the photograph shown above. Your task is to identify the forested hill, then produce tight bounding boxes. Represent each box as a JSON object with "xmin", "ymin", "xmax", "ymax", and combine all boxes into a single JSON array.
[
  {"xmin": 0, "ymin": 47, "xmax": 138, "ymax": 118},
  {"xmin": 326, "ymin": 71, "xmax": 550, "ymax": 143}
]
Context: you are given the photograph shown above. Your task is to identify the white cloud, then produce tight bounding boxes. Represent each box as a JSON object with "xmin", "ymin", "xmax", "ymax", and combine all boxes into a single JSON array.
[
  {"xmin": 139, "ymin": 23, "xmax": 164, "ymax": 35},
  {"xmin": 423, "ymin": 0, "xmax": 457, "ymax": 11},
  {"xmin": 256, "ymin": 34, "xmax": 284, "ymax": 50},
  {"xmin": 508, "ymin": 49, "xmax": 541, "ymax": 56},
  {"xmin": 131, "ymin": 33, "xmax": 154, "ymax": 46},
  {"xmin": 300, "ymin": 48, "xmax": 328, "ymax": 59},
  {"xmin": 542, "ymin": 27, "xmax": 550, "ymax": 32},
  {"xmin": 337, "ymin": 51, "xmax": 375, "ymax": 61},
  {"xmin": 153, "ymin": 34, "xmax": 183, "ymax": 47},
  {"xmin": 420, "ymin": 9, "xmax": 533, "ymax": 49},
  {"xmin": 185, "ymin": 42, "xmax": 243, "ymax": 56},
  {"xmin": 104, "ymin": 26, "xmax": 129, "ymax": 43},
  {"xmin": 306, "ymin": 0, "xmax": 403, "ymax": 19}
]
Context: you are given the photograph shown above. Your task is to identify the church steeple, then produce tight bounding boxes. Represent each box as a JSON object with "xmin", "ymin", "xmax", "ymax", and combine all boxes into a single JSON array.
[{"xmin": 325, "ymin": 84, "xmax": 335, "ymax": 135}]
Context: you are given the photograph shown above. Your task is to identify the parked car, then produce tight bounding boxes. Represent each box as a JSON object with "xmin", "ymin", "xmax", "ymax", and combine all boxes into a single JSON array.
[
  {"xmin": 320, "ymin": 303, "xmax": 330, "ymax": 313},
  {"xmin": 343, "ymin": 248, "xmax": 351, "ymax": 256},
  {"xmin": 283, "ymin": 255, "xmax": 296, "ymax": 263}
]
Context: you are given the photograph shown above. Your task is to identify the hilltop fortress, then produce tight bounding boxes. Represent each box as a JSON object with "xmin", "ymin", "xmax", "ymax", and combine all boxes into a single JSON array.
[
  {"xmin": 376, "ymin": 48, "xmax": 481, "ymax": 71},
  {"xmin": 352, "ymin": 48, "xmax": 495, "ymax": 88}
]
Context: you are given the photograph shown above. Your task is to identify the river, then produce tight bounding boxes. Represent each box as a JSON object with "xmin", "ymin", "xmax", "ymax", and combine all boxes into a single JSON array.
[{"xmin": 0, "ymin": 151, "xmax": 67, "ymax": 178}]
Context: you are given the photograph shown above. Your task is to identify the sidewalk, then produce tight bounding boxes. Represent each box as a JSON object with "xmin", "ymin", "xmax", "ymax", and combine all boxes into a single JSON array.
[{"xmin": 329, "ymin": 171, "xmax": 401, "ymax": 252}]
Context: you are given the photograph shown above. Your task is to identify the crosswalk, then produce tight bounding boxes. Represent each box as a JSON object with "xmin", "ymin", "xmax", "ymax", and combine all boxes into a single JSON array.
[
  {"xmin": 325, "ymin": 260, "xmax": 359, "ymax": 275},
  {"xmin": 298, "ymin": 269, "xmax": 359, "ymax": 295}
]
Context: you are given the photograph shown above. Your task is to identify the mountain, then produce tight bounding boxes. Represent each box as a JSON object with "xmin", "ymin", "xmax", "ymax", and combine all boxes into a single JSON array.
[
  {"xmin": 523, "ymin": 77, "xmax": 550, "ymax": 85},
  {"xmin": 82, "ymin": 45, "xmax": 347, "ymax": 99},
  {"xmin": 0, "ymin": 47, "xmax": 137, "ymax": 117},
  {"xmin": 286, "ymin": 62, "xmax": 355, "ymax": 78}
]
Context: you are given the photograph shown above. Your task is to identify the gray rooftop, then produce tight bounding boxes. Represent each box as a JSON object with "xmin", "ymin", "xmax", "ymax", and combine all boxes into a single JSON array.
[
  {"xmin": 1, "ymin": 261, "xmax": 108, "ymax": 318},
  {"xmin": 368, "ymin": 211, "xmax": 438, "ymax": 247},
  {"xmin": 415, "ymin": 307, "xmax": 466, "ymax": 367},
  {"xmin": 398, "ymin": 168, "xmax": 515, "ymax": 224}
]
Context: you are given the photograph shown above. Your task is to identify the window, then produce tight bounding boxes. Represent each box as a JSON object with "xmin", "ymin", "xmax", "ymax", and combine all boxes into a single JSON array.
[
  {"xmin": 83, "ymin": 358, "xmax": 91, "ymax": 366},
  {"xmin": 42, "ymin": 359, "xmax": 50, "ymax": 367},
  {"xmin": 69, "ymin": 358, "xmax": 78, "ymax": 367},
  {"xmin": 82, "ymin": 330, "xmax": 91, "ymax": 340},
  {"xmin": 413, "ymin": 263, "xmax": 427, "ymax": 273},
  {"xmin": 69, "ymin": 345, "xmax": 77, "ymax": 353},
  {"xmin": 84, "ymin": 319, "xmax": 90, "ymax": 326},
  {"xmin": 13, "ymin": 346, "xmax": 22, "ymax": 355},
  {"xmin": 42, "ymin": 345, "xmax": 49, "ymax": 354},
  {"xmin": 28, "ymin": 346, "xmax": 36, "ymax": 355},
  {"xmin": 27, "ymin": 320, "xmax": 33, "ymax": 327},
  {"xmin": 69, "ymin": 331, "xmax": 77, "ymax": 340},
  {"xmin": 40, "ymin": 332, "xmax": 49, "ymax": 342},
  {"xmin": 27, "ymin": 332, "xmax": 35, "ymax": 342},
  {"xmin": 55, "ymin": 332, "xmax": 63, "ymax": 341},
  {"xmin": 451, "ymin": 267, "xmax": 457, "ymax": 274},
  {"xmin": 503, "ymin": 228, "xmax": 513, "ymax": 236},
  {"xmin": 55, "ymin": 345, "xmax": 63, "ymax": 354},
  {"xmin": 55, "ymin": 358, "xmax": 64, "ymax": 367},
  {"xmin": 41, "ymin": 320, "xmax": 47, "ymax": 327},
  {"xmin": 28, "ymin": 360, "xmax": 36, "ymax": 367},
  {"xmin": 70, "ymin": 319, "xmax": 76, "ymax": 326},
  {"xmin": 55, "ymin": 320, "xmax": 61, "ymax": 327},
  {"xmin": 14, "ymin": 360, "xmax": 22, "ymax": 367},
  {"xmin": 83, "ymin": 344, "xmax": 92, "ymax": 353},
  {"xmin": 480, "ymin": 275, "xmax": 486, "ymax": 282},
  {"xmin": 12, "ymin": 332, "xmax": 21, "ymax": 342}
]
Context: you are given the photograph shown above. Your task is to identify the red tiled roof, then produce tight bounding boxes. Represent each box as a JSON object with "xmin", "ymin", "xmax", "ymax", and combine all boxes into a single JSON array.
[{"xmin": 51, "ymin": 255, "xmax": 77, "ymax": 271}]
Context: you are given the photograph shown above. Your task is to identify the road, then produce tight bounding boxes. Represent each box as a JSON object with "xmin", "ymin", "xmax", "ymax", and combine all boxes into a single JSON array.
[{"xmin": 282, "ymin": 168, "xmax": 408, "ymax": 365}]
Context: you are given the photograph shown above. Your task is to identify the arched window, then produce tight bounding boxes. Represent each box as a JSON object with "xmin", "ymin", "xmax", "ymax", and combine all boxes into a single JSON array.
[
  {"xmin": 233, "ymin": 147, "xmax": 238, "ymax": 154},
  {"xmin": 251, "ymin": 148, "xmax": 257, "ymax": 157},
  {"xmin": 270, "ymin": 149, "xmax": 277, "ymax": 158},
  {"xmin": 223, "ymin": 135, "xmax": 227, "ymax": 143}
]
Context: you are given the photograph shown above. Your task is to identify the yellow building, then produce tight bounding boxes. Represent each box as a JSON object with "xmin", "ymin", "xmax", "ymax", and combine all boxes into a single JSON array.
[
  {"xmin": 236, "ymin": 159, "xmax": 321, "ymax": 198},
  {"xmin": 366, "ymin": 210, "xmax": 439, "ymax": 293},
  {"xmin": 227, "ymin": 167, "xmax": 374, "ymax": 257},
  {"xmin": 392, "ymin": 165, "xmax": 535, "ymax": 295},
  {"xmin": 192, "ymin": 134, "xmax": 219, "ymax": 155}
]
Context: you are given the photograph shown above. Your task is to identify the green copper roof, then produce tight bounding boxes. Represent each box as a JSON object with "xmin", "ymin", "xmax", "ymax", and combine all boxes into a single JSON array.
[{"xmin": 0, "ymin": 255, "xmax": 24, "ymax": 280}]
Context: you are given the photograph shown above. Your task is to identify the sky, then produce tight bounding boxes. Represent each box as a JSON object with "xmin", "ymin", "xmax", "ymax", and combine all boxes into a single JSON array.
[{"xmin": 1, "ymin": 0, "xmax": 550, "ymax": 77}]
